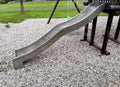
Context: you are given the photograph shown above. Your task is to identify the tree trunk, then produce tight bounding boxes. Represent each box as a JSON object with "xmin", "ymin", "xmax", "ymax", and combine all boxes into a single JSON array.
[{"xmin": 20, "ymin": 0, "xmax": 24, "ymax": 14}]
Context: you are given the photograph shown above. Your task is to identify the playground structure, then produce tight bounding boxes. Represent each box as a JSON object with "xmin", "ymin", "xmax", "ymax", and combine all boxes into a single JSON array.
[
  {"xmin": 13, "ymin": 0, "xmax": 120, "ymax": 69},
  {"xmin": 82, "ymin": 0, "xmax": 120, "ymax": 55}
]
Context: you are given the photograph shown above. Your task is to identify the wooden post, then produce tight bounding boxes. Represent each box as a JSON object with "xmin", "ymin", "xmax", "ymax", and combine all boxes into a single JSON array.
[{"xmin": 111, "ymin": 0, "xmax": 118, "ymax": 5}]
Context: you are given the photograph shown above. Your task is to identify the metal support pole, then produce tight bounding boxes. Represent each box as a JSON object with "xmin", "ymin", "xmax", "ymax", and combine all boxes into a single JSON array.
[
  {"xmin": 114, "ymin": 16, "xmax": 120, "ymax": 40},
  {"xmin": 90, "ymin": 17, "xmax": 97, "ymax": 45},
  {"xmin": 47, "ymin": 0, "xmax": 80, "ymax": 24},
  {"xmin": 101, "ymin": 14, "xmax": 113, "ymax": 55},
  {"xmin": 71, "ymin": 0, "xmax": 80, "ymax": 13},
  {"xmin": 47, "ymin": 0, "xmax": 60, "ymax": 24},
  {"xmin": 81, "ymin": 24, "xmax": 89, "ymax": 41}
]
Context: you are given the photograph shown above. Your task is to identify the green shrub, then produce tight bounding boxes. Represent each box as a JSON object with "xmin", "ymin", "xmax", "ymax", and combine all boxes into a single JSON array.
[
  {"xmin": 15, "ymin": 0, "xmax": 26, "ymax": 2},
  {"xmin": 0, "ymin": 0, "xmax": 8, "ymax": 4},
  {"xmin": 0, "ymin": 0, "xmax": 15, "ymax": 4}
]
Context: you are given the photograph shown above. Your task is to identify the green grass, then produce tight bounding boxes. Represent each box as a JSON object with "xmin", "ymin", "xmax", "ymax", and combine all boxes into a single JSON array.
[
  {"xmin": 0, "ymin": 1, "xmax": 83, "ymax": 9},
  {"xmin": 0, "ymin": 10, "xmax": 79, "ymax": 23},
  {"xmin": 0, "ymin": 1, "xmax": 107, "ymax": 23}
]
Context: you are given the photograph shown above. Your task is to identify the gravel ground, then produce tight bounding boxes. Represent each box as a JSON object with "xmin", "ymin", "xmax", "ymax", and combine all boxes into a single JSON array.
[{"xmin": 0, "ymin": 17, "xmax": 120, "ymax": 87}]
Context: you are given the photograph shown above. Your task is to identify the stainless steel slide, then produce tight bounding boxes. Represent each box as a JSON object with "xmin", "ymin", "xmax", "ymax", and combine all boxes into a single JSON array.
[{"xmin": 13, "ymin": 2, "xmax": 106, "ymax": 69}]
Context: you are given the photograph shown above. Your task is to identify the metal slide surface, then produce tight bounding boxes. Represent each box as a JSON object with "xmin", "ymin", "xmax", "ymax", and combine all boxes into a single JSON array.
[{"xmin": 13, "ymin": 2, "xmax": 106, "ymax": 69}]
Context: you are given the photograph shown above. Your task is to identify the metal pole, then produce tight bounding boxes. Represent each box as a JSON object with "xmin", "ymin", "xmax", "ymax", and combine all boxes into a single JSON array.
[
  {"xmin": 71, "ymin": 0, "xmax": 80, "ymax": 13},
  {"xmin": 47, "ymin": 0, "xmax": 60, "ymax": 24},
  {"xmin": 101, "ymin": 14, "xmax": 113, "ymax": 55},
  {"xmin": 47, "ymin": 0, "xmax": 80, "ymax": 24},
  {"xmin": 90, "ymin": 17, "xmax": 97, "ymax": 45},
  {"xmin": 114, "ymin": 16, "xmax": 120, "ymax": 39},
  {"xmin": 81, "ymin": 24, "xmax": 89, "ymax": 41}
]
